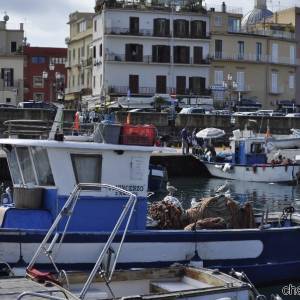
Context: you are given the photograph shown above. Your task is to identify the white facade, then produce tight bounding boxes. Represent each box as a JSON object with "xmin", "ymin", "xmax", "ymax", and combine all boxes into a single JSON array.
[
  {"xmin": 92, "ymin": 6, "xmax": 210, "ymax": 101},
  {"xmin": 0, "ymin": 19, "xmax": 24, "ymax": 106}
]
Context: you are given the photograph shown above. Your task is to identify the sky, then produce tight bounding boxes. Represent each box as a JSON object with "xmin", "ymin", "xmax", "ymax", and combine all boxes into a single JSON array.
[{"xmin": 2, "ymin": 0, "xmax": 299, "ymax": 48}]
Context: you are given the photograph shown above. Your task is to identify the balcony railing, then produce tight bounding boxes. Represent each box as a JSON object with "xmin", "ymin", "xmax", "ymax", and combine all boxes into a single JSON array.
[
  {"xmin": 108, "ymin": 85, "xmax": 211, "ymax": 96},
  {"xmin": 269, "ymin": 86, "xmax": 284, "ymax": 95},
  {"xmin": 0, "ymin": 80, "xmax": 23, "ymax": 92},
  {"xmin": 105, "ymin": 53, "xmax": 210, "ymax": 65},
  {"xmin": 228, "ymin": 28, "xmax": 296, "ymax": 40},
  {"xmin": 213, "ymin": 52, "xmax": 299, "ymax": 65},
  {"xmin": 105, "ymin": 27, "xmax": 210, "ymax": 39}
]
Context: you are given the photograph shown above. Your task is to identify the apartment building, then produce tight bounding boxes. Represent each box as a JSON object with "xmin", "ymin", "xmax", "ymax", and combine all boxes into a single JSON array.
[
  {"xmin": 0, "ymin": 15, "xmax": 24, "ymax": 106},
  {"xmin": 65, "ymin": 12, "xmax": 94, "ymax": 109},
  {"xmin": 209, "ymin": 1, "xmax": 297, "ymax": 109},
  {"xmin": 23, "ymin": 46, "xmax": 67, "ymax": 102},
  {"xmin": 92, "ymin": 0, "xmax": 210, "ymax": 104}
]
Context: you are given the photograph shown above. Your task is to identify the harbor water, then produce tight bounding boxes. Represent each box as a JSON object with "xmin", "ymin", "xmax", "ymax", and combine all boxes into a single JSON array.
[{"xmin": 156, "ymin": 177, "xmax": 300, "ymax": 298}]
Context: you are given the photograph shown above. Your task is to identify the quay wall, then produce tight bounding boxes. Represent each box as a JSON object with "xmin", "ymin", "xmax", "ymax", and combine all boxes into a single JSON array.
[
  {"xmin": 0, "ymin": 109, "xmax": 298, "ymax": 137},
  {"xmin": 116, "ymin": 112, "xmax": 299, "ymax": 136}
]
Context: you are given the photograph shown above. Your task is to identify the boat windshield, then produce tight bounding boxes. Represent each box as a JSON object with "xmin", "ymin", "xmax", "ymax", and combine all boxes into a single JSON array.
[{"xmin": 6, "ymin": 146, "xmax": 55, "ymax": 187}]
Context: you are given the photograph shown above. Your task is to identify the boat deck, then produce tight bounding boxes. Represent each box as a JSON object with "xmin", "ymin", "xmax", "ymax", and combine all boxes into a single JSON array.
[{"xmin": 0, "ymin": 277, "xmax": 65, "ymax": 300}]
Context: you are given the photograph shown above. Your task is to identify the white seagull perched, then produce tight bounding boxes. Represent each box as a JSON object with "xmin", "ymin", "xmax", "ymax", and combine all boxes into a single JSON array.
[
  {"xmin": 215, "ymin": 180, "xmax": 231, "ymax": 195},
  {"xmin": 166, "ymin": 182, "xmax": 178, "ymax": 196}
]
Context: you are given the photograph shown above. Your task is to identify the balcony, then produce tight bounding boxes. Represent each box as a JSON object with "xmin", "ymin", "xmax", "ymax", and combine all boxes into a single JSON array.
[
  {"xmin": 228, "ymin": 28, "xmax": 295, "ymax": 40},
  {"xmin": 0, "ymin": 80, "xmax": 22, "ymax": 92},
  {"xmin": 212, "ymin": 52, "xmax": 299, "ymax": 66},
  {"xmin": 105, "ymin": 53, "xmax": 210, "ymax": 65},
  {"xmin": 105, "ymin": 27, "xmax": 210, "ymax": 40},
  {"xmin": 269, "ymin": 86, "xmax": 284, "ymax": 95},
  {"xmin": 108, "ymin": 85, "xmax": 211, "ymax": 97},
  {"xmin": 65, "ymin": 61, "xmax": 71, "ymax": 69},
  {"xmin": 81, "ymin": 57, "xmax": 93, "ymax": 68},
  {"xmin": 96, "ymin": 0, "xmax": 207, "ymax": 14}
]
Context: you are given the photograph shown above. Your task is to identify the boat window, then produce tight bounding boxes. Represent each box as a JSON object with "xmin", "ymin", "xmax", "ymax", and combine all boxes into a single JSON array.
[
  {"xmin": 6, "ymin": 148, "xmax": 23, "ymax": 184},
  {"xmin": 71, "ymin": 154, "xmax": 102, "ymax": 183},
  {"xmin": 16, "ymin": 147, "xmax": 37, "ymax": 185},
  {"xmin": 250, "ymin": 143, "xmax": 263, "ymax": 154},
  {"xmin": 31, "ymin": 147, "xmax": 55, "ymax": 186}
]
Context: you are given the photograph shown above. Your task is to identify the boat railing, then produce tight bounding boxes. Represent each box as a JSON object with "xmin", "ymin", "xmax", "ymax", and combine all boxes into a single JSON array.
[
  {"xmin": 27, "ymin": 183, "xmax": 138, "ymax": 300},
  {"xmin": 17, "ymin": 291, "xmax": 71, "ymax": 300}
]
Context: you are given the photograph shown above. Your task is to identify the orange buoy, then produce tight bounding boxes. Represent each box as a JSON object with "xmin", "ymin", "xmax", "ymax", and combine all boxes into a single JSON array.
[{"xmin": 73, "ymin": 111, "xmax": 80, "ymax": 131}]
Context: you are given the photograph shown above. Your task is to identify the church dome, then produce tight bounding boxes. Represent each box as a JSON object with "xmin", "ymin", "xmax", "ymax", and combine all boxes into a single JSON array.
[{"xmin": 242, "ymin": 0, "xmax": 273, "ymax": 28}]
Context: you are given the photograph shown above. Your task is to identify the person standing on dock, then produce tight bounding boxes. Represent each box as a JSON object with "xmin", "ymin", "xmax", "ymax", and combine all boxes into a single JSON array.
[{"xmin": 181, "ymin": 127, "xmax": 189, "ymax": 155}]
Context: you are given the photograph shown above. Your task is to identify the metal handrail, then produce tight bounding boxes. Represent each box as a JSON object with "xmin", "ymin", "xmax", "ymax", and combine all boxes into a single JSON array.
[
  {"xmin": 17, "ymin": 292, "xmax": 71, "ymax": 300},
  {"xmin": 27, "ymin": 183, "xmax": 138, "ymax": 300}
]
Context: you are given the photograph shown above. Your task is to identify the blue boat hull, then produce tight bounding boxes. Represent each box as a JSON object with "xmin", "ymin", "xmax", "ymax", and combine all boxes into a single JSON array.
[{"xmin": 1, "ymin": 226, "xmax": 300, "ymax": 286}]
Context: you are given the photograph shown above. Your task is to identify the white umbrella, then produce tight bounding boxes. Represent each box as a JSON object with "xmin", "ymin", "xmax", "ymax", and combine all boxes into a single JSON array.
[{"xmin": 196, "ymin": 128, "xmax": 225, "ymax": 139}]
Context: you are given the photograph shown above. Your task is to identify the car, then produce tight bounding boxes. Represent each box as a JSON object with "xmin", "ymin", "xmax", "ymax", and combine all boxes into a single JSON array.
[
  {"xmin": 0, "ymin": 104, "xmax": 16, "ymax": 108},
  {"xmin": 255, "ymin": 110, "xmax": 274, "ymax": 116},
  {"xmin": 179, "ymin": 107, "xmax": 206, "ymax": 114},
  {"xmin": 17, "ymin": 101, "xmax": 57, "ymax": 110},
  {"xmin": 285, "ymin": 113, "xmax": 300, "ymax": 118}
]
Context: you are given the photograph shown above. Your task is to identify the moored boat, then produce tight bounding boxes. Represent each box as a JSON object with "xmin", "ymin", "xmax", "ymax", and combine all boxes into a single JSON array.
[
  {"xmin": 201, "ymin": 129, "xmax": 300, "ymax": 183},
  {"xmin": 0, "ymin": 127, "xmax": 300, "ymax": 286}
]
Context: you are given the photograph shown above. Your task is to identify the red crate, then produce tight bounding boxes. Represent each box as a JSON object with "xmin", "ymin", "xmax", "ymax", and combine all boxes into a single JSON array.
[{"xmin": 120, "ymin": 124, "xmax": 157, "ymax": 146}]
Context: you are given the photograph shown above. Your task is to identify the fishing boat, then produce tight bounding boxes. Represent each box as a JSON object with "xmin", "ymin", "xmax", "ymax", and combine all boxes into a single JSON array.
[
  {"xmin": 201, "ymin": 129, "xmax": 300, "ymax": 183},
  {"xmin": 1, "ymin": 124, "xmax": 300, "ymax": 287}
]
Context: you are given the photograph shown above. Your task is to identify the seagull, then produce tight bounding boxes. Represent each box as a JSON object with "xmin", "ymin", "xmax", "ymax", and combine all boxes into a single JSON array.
[
  {"xmin": 215, "ymin": 180, "xmax": 230, "ymax": 195},
  {"xmin": 166, "ymin": 182, "xmax": 177, "ymax": 196}
]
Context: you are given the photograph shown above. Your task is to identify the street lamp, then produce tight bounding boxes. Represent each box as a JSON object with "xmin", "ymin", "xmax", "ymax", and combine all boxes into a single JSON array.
[{"xmin": 223, "ymin": 73, "xmax": 238, "ymax": 111}]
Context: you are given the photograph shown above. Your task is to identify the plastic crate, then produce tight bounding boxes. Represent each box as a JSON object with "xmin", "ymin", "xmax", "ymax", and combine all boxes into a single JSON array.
[{"xmin": 120, "ymin": 124, "xmax": 157, "ymax": 146}]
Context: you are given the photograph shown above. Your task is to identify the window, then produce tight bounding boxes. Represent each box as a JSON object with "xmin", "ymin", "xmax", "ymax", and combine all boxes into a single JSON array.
[
  {"xmin": 31, "ymin": 147, "xmax": 54, "ymax": 186},
  {"xmin": 189, "ymin": 77, "xmax": 206, "ymax": 95},
  {"xmin": 32, "ymin": 56, "xmax": 46, "ymax": 64},
  {"xmin": 191, "ymin": 20, "xmax": 206, "ymax": 38},
  {"xmin": 289, "ymin": 74, "xmax": 295, "ymax": 89},
  {"xmin": 214, "ymin": 70, "xmax": 224, "ymax": 85},
  {"xmin": 214, "ymin": 15, "xmax": 222, "ymax": 27},
  {"xmin": 93, "ymin": 46, "xmax": 96, "ymax": 59},
  {"xmin": 73, "ymin": 49, "xmax": 76, "ymax": 61},
  {"xmin": 156, "ymin": 75, "xmax": 167, "ymax": 94},
  {"xmin": 272, "ymin": 43, "xmax": 278, "ymax": 63},
  {"xmin": 236, "ymin": 71, "xmax": 245, "ymax": 91},
  {"xmin": 1, "ymin": 68, "xmax": 14, "ymax": 87},
  {"xmin": 16, "ymin": 147, "xmax": 37, "ymax": 185},
  {"xmin": 93, "ymin": 76, "xmax": 96, "ymax": 89},
  {"xmin": 33, "ymin": 76, "xmax": 44, "ymax": 88},
  {"xmin": 78, "ymin": 21, "xmax": 86, "ymax": 33},
  {"xmin": 176, "ymin": 76, "xmax": 186, "ymax": 95},
  {"xmin": 81, "ymin": 46, "xmax": 85, "ymax": 58},
  {"xmin": 6, "ymin": 98, "xmax": 11, "ymax": 103},
  {"xmin": 99, "ymin": 44, "xmax": 102, "ymax": 57},
  {"xmin": 72, "ymin": 75, "xmax": 75, "ymax": 87},
  {"xmin": 290, "ymin": 45, "xmax": 296, "ymax": 64},
  {"xmin": 129, "ymin": 74, "xmax": 139, "ymax": 94},
  {"xmin": 153, "ymin": 18, "xmax": 170, "ymax": 37},
  {"xmin": 215, "ymin": 40, "xmax": 222, "ymax": 59},
  {"xmin": 152, "ymin": 45, "xmax": 170, "ymax": 63},
  {"xmin": 125, "ymin": 44, "xmax": 143, "ymax": 62},
  {"xmin": 174, "ymin": 46, "xmax": 190, "ymax": 64},
  {"xmin": 6, "ymin": 148, "xmax": 22, "ymax": 184},
  {"xmin": 11, "ymin": 41, "xmax": 17, "ymax": 53},
  {"xmin": 228, "ymin": 17, "xmax": 240, "ymax": 32},
  {"xmin": 271, "ymin": 72, "xmax": 278, "ymax": 93},
  {"xmin": 33, "ymin": 93, "xmax": 44, "ymax": 101},
  {"xmin": 193, "ymin": 47, "xmax": 203, "ymax": 64},
  {"xmin": 71, "ymin": 154, "xmax": 102, "ymax": 183},
  {"xmin": 256, "ymin": 42, "xmax": 262, "ymax": 61},
  {"xmin": 81, "ymin": 72, "xmax": 85, "ymax": 85},
  {"xmin": 130, "ymin": 17, "xmax": 139, "ymax": 34},
  {"xmin": 94, "ymin": 20, "xmax": 97, "ymax": 32},
  {"xmin": 173, "ymin": 19, "xmax": 189, "ymax": 38},
  {"xmin": 238, "ymin": 41, "xmax": 244, "ymax": 60}
]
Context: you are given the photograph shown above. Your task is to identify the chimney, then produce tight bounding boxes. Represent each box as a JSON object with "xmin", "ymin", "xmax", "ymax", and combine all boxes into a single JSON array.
[
  {"xmin": 20, "ymin": 23, "xmax": 24, "ymax": 31},
  {"xmin": 222, "ymin": 2, "xmax": 226, "ymax": 13}
]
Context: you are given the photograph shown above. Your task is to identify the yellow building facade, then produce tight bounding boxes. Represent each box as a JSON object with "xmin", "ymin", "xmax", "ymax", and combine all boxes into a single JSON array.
[{"xmin": 209, "ymin": 8, "xmax": 297, "ymax": 109}]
